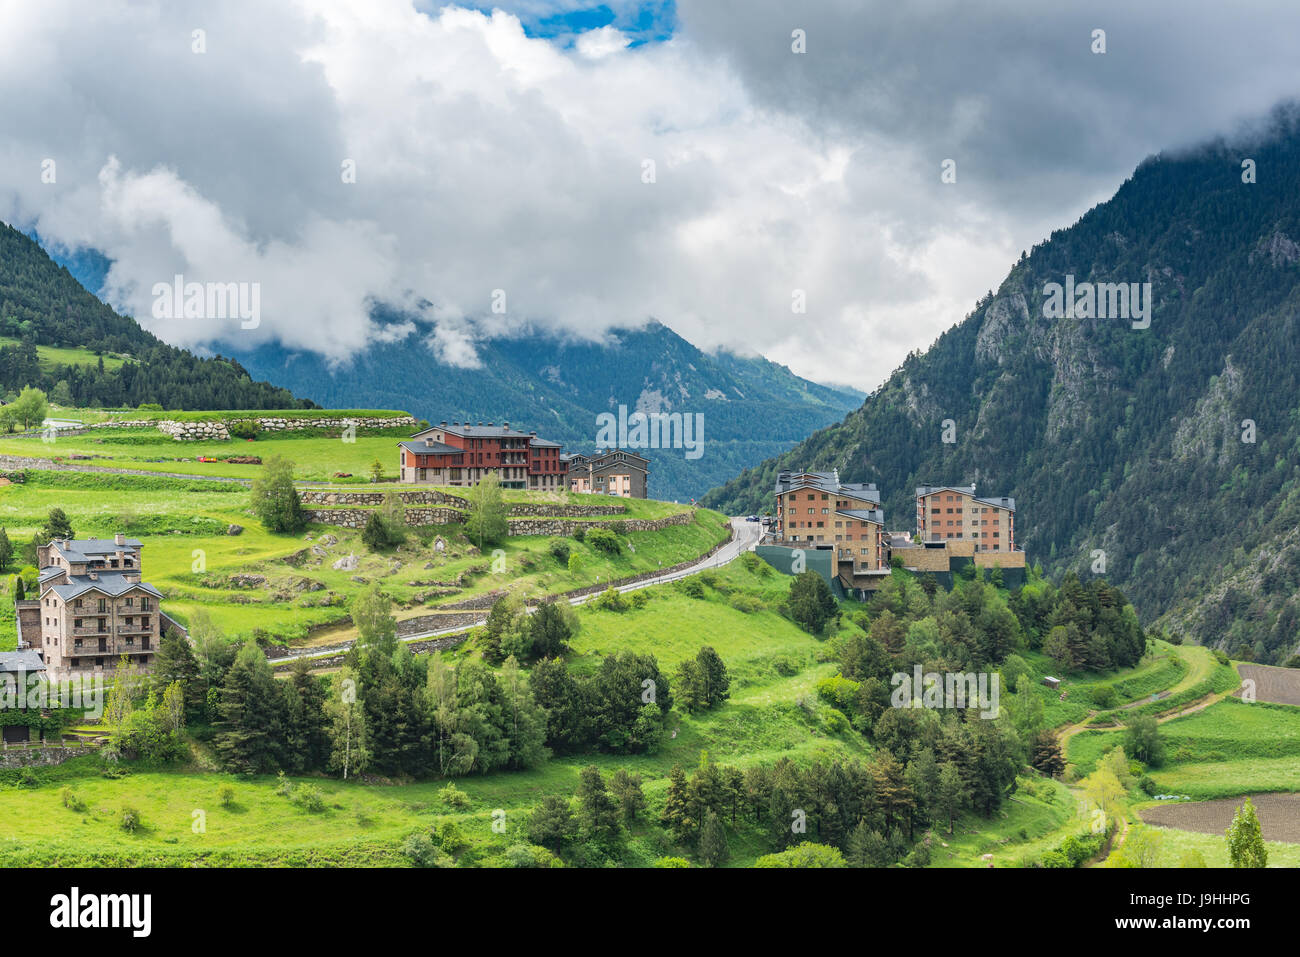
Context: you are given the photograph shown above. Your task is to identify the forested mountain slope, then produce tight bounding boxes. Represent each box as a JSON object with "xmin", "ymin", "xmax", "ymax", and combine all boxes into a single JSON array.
[
  {"xmin": 0, "ymin": 223, "xmax": 312, "ymax": 410},
  {"xmin": 704, "ymin": 105, "xmax": 1300, "ymax": 664}
]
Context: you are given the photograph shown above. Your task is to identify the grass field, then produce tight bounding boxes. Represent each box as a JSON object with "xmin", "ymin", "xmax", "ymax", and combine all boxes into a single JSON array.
[
  {"xmin": 0, "ymin": 336, "xmax": 129, "ymax": 371},
  {"xmin": 0, "ymin": 560, "xmax": 864, "ymax": 867},
  {"xmin": 0, "ymin": 440, "xmax": 730, "ymax": 649}
]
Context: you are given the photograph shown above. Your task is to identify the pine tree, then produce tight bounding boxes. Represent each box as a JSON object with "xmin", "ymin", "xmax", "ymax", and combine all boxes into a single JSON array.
[
  {"xmin": 577, "ymin": 765, "xmax": 622, "ymax": 849},
  {"xmin": 40, "ymin": 507, "xmax": 74, "ymax": 541},
  {"xmin": 661, "ymin": 764, "xmax": 696, "ymax": 844},
  {"xmin": 0, "ymin": 526, "xmax": 13, "ymax": 572},
  {"xmin": 697, "ymin": 809, "xmax": 730, "ymax": 867}
]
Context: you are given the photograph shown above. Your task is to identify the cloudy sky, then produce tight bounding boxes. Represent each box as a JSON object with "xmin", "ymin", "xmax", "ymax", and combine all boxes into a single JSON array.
[{"xmin": 2, "ymin": 0, "xmax": 1299, "ymax": 390}]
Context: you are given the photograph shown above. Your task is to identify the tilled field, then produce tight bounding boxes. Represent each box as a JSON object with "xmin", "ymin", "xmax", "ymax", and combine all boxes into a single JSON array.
[
  {"xmin": 1141, "ymin": 792, "xmax": 1300, "ymax": 842},
  {"xmin": 1238, "ymin": 664, "xmax": 1300, "ymax": 706}
]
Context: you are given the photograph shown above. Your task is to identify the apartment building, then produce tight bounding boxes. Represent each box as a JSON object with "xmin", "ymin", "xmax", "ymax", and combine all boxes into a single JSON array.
[
  {"xmin": 26, "ymin": 535, "xmax": 166, "ymax": 680},
  {"xmin": 564, "ymin": 449, "xmax": 650, "ymax": 498},
  {"xmin": 915, "ymin": 484, "xmax": 1016, "ymax": 552},
  {"xmin": 773, "ymin": 469, "xmax": 889, "ymax": 571},
  {"xmin": 398, "ymin": 421, "xmax": 568, "ymax": 490}
]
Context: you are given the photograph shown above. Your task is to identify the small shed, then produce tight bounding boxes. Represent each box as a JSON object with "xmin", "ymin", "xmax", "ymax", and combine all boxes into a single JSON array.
[
  {"xmin": 1042, "ymin": 676, "xmax": 1061, "ymax": 691},
  {"xmin": 0, "ymin": 650, "xmax": 47, "ymax": 744}
]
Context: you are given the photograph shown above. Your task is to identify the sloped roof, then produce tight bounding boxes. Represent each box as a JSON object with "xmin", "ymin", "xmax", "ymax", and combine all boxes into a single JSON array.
[
  {"xmin": 49, "ymin": 538, "xmax": 143, "ymax": 562},
  {"xmin": 47, "ymin": 571, "xmax": 162, "ymax": 603},
  {"xmin": 399, "ymin": 440, "xmax": 464, "ymax": 456}
]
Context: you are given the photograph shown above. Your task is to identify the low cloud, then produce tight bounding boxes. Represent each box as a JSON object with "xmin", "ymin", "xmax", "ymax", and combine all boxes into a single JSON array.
[{"xmin": 2, "ymin": 1, "xmax": 1298, "ymax": 388}]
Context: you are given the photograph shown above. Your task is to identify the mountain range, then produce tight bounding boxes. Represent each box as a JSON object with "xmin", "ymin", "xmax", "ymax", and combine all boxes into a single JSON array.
[
  {"xmin": 704, "ymin": 104, "xmax": 1300, "ymax": 666},
  {"xmin": 230, "ymin": 323, "xmax": 863, "ymax": 501}
]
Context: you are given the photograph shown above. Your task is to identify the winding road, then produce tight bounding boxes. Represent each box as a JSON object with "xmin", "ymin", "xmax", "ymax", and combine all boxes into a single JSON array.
[{"xmin": 267, "ymin": 517, "xmax": 763, "ymax": 665}]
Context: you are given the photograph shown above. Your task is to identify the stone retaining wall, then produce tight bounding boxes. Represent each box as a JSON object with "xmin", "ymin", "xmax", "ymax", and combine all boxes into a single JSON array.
[
  {"xmin": 299, "ymin": 488, "xmax": 471, "ymax": 508},
  {"xmin": 0, "ymin": 745, "xmax": 97, "ymax": 768},
  {"xmin": 302, "ymin": 507, "xmax": 692, "ymax": 536}
]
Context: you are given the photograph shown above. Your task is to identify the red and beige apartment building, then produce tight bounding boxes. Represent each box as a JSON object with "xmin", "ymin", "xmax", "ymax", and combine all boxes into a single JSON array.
[
  {"xmin": 915, "ymin": 484, "xmax": 1016, "ymax": 552},
  {"xmin": 773, "ymin": 469, "xmax": 889, "ymax": 572},
  {"xmin": 398, "ymin": 421, "xmax": 568, "ymax": 490}
]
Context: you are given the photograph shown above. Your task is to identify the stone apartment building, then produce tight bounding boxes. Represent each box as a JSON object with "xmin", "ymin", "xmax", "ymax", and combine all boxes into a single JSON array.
[
  {"xmin": 21, "ymin": 535, "xmax": 167, "ymax": 681},
  {"xmin": 563, "ymin": 449, "xmax": 650, "ymax": 498},
  {"xmin": 398, "ymin": 421, "xmax": 568, "ymax": 490},
  {"xmin": 915, "ymin": 484, "xmax": 1016, "ymax": 552}
]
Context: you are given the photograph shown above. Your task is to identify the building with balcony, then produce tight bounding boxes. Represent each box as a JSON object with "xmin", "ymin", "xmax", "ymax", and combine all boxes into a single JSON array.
[
  {"xmin": 772, "ymin": 469, "xmax": 890, "ymax": 575},
  {"xmin": 24, "ymin": 534, "xmax": 169, "ymax": 681},
  {"xmin": 398, "ymin": 421, "xmax": 568, "ymax": 490}
]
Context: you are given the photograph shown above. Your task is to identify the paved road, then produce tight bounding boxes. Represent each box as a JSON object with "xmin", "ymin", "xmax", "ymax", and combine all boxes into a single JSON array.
[{"xmin": 268, "ymin": 517, "xmax": 763, "ymax": 665}]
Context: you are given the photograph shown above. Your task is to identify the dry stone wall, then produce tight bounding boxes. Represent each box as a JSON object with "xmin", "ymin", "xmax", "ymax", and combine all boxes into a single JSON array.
[
  {"xmin": 155, "ymin": 414, "xmax": 418, "ymax": 441},
  {"xmin": 301, "ymin": 506, "xmax": 694, "ymax": 536}
]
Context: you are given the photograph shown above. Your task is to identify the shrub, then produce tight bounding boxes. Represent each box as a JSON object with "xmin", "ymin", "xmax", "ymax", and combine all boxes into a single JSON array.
[
  {"xmin": 571, "ymin": 526, "xmax": 586, "ymax": 543},
  {"xmin": 587, "ymin": 527, "xmax": 621, "ymax": 555},
  {"xmin": 729, "ymin": 593, "xmax": 764, "ymax": 614},
  {"xmin": 820, "ymin": 707, "xmax": 851, "ymax": 734},
  {"xmin": 654, "ymin": 856, "xmax": 692, "ymax": 868},
  {"xmin": 219, "ymin": 785, "xmax": 236, "ymax": 808},
  {"xmin": 630, "ymin": 590, "xmax": 649, "ymax": 609},
  {"xmin": 120, "ymin": 807, "xmax": 142, "ymax": 832},
  {"xmin": 436, "ymin": 820, "xmax": 467, "ymax": 853},
  {"xmin": 567, "ymin": 552, "xmax": 583, "ymax": 575},
  {"xmin": 439, "ymin": 783, "xmax": 470, "ymax": 809},
  {"xmin": 594, "ymin": 586, "xmax": 628, "ymax": 612},
  {"xmin": 293, "ymin": 784, "xmax": 326, "ymax": 813},
  {"xmin": 609, "ymin": 520, "xmax": 629, "ymax": 536},
  {"xmin": 1090, "ymin": 685, "xmax": 1118, "ymax": 708},
  {"xmin": 404, "ymin": 832, "xmax": 454, "ymax": 868},
  {"xmin": 229, "ymin": 419, "xmax": 261, "ymax": 440},
  {"xmin": 680, "ymin": 577, "xmax": 704, "ymax": 599},
  {"xmin": 548, "ymin": 538, "xmax": 571, "ymax": 563}
]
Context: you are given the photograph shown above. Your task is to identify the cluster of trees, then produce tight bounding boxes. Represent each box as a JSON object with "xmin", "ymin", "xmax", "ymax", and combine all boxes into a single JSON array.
[
  {"xmin": 659, "ymin": 736, "xmax": 1018, "ymax": 867},
  {"xmin": 480, "ymin": 595, "xmax": 579, "ymax": 664},
  {"xmin": 1014, "ymin": 573, "xmax": 1146, "ymax": 673},
  {"xmin": 524, "ymin": 766, "xmax": 647, "ymax": 864},
  {"xmin": 0, "ymin": 385, "xmax": 48, "ymax": 432},
  {"xmin": 147, "ymin": 583, "xmax": 687, "ymax": 780}
]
